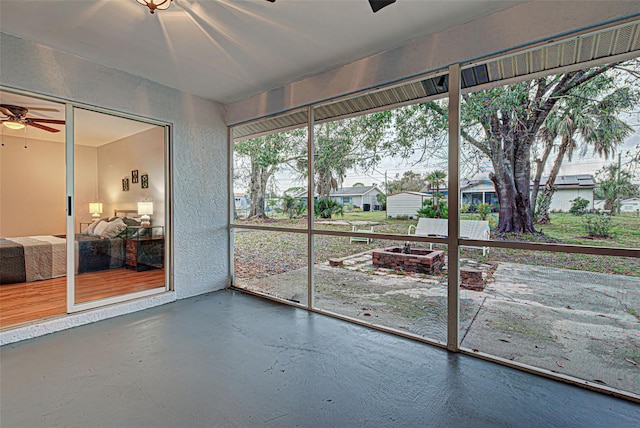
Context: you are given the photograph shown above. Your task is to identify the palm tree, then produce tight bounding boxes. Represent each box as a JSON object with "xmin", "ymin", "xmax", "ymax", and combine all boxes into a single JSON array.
[
  {"xmin": 426, "ymin": 170, "xmax": 447, "ymax": 218},
  {"xmin": 597, "ymin": 164, "xmax": 638, "ymax": 214},
  {"xmin": 532, "ymin": 83, "xmax": 635, "ymax": 223}
]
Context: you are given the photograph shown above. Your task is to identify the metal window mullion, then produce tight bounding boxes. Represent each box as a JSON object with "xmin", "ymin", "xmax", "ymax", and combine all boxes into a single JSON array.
[
  {"xmin": 165, "ymin": 124, "xmax": 173, "ymax": 292},
  {"xmin": 65, "ymin": 104, "xmax": 75, "ymax": 312},
  {"xmin": 228, "ymin": 127, "xmax": 235, "ymax": 287},
  {"xmin": 307, "ymin": 107, "xmax": 315, "ymax": 309},
  {"xmin": 447, "ymin": 64, "xmax": 461, "ymax": 352}
]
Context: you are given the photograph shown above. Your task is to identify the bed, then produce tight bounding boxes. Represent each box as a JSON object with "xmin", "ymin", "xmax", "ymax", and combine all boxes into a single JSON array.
[{"xmin": 0, "ymin": 209, "xmax": 140, "ymax": 285}]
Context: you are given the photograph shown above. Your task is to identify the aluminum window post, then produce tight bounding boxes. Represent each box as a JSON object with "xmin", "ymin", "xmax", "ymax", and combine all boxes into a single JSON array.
[
  {"xmin": 447, "ymin": 64, "xmax": 461, "ymax": 352},
  {"xmin": 308, "ymin": 106, "xmax": 315, "ymax": 309}
]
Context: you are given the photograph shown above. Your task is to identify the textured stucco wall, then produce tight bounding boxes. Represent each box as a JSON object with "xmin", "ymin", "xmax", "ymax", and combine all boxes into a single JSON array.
[
  {"xmin": 226, "ymin": 1, "xmax": 640, "ymax": 125},
  {"xmin": 0, "ymin": 33, "xmax": 229, "ymax": 300}
]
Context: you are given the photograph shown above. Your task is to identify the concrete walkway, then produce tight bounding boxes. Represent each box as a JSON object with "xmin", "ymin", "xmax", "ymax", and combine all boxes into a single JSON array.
[{"xmin": 462, "ymin": 262, "xmax": 640, "ymax": 394}]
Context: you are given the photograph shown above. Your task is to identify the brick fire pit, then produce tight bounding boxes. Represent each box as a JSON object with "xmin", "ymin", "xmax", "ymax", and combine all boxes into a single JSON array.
[{"xmin": 372, "ymin": 246, "xmax": 445, "ymax": 274}]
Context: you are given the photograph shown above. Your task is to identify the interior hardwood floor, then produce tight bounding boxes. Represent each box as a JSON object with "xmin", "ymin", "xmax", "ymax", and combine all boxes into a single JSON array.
[{"xmin": 0, "ymin": 268, "xmax": 165, "ymax": 328}]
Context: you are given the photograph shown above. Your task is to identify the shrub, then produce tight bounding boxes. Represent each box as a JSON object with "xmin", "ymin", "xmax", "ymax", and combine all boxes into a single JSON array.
[
  {"xmin": 417, "ymin": 199, "xmax": 448, "ymax": 219},
  {"xmin": 294, "ymin": 200, "xmax": 307, "ymax": 216},
  {"xmin": 314, "ymin": 198, "xmax": 344, "ymax": 219},
  {"xmin": 569, "ymin": 196, "xmax": 590, "ymax": 216},
  {"xmin": 377, "ymin": 193, "xmax": 387, "ymax": 210},
  {"xmin": 488, "ymin": 215, "xmax": 497, "ymax": 230},
  {"xmin": 476, "ymin": 203, "xmax": 492, "ymax": 220},
  {"xmin": 461, "ymin": 202, "xmax": 471, "ymax": 213},
  {"xmin": 583, "ymin": 213, "xmax": 612, "ymax": 238}
]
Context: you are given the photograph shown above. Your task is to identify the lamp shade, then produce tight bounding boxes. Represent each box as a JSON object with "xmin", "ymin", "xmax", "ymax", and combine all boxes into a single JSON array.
[
  {"xmin": 137, "ymin": 202, "xmax": 154, "ymax": 216},
  {"xmin": 89, "ymin": 203, "xmax": 103, "ymax": 215}
]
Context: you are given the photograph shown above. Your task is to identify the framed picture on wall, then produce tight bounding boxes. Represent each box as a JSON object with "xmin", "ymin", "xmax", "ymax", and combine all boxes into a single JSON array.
[
  {"xmin": 122, "ymin": 178, "xmax": 129, "ymax": 191},
  {"xmin": 141, "ymin": 174, "xmax": 149, "ymax": 189},
  {"xmin": 131, "ymin": 170, "xmax": 139, "ymax": 183}
]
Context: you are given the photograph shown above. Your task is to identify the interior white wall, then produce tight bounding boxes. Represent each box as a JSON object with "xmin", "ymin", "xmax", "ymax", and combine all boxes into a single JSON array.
[
  {"xmin": 97, "ymin": 126, "xmax": 166, "ymax": 227},
  {"xmin": 0, "ymin": 33, "xmax": 229, "ymax": 299},
  {"xmin": 226, "ymin": 1, "xmax": 640, "ymax": 125},
  {"xmin": 0, "ymin": 136, "xmax": 97, "ymax": 237}
]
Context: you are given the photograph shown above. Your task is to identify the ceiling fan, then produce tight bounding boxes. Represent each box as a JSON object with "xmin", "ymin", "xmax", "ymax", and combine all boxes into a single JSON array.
[
  {"xmin": 0, "ymin": 104, "xmax": 65, "ymax": 133},
  {"xmin": 265, "ymin": 0, "xmax": 397, "ymax": 13}
]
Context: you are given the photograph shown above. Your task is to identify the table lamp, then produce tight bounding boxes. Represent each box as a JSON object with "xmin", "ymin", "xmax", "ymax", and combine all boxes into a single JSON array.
[
  {"xmin": 137, "ymin": 202, "xmax": 153, "ymax": 227},
  {"xmin": 89, "ymin": 203, "xmax": 103, "ymax": 222}
]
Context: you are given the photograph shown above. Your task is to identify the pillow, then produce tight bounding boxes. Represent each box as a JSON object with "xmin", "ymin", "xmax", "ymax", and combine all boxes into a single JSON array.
[
  {"xmin": 114, "ymin": 217, "xmax": 142, "ymax": 238},
  {"xmin": 122, "ymin": 217, "xmax": 141, "ymax": 227},
  {"xmin": 101, "ymin": 218, "xmax": 127, "ymax": 239},
  {"xmin": 86, "ymin": 219, "xmax": 103, "ymax": 235},
  {"xmin": 93, "ymin": 219, "xmax": 110, "ymax": 237}
]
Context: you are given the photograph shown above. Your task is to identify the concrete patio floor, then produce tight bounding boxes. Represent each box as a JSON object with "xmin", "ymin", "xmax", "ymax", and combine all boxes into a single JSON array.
[
  {"xmin": 235, "ymin": 255, "xmax": 640, "ymax": 397},
  {"xmin": 1, "ymin": 290, "xmax": 639, "ymax": 427}
]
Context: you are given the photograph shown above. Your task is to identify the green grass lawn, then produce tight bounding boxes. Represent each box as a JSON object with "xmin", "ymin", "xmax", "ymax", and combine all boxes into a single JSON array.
[
  {"xmin": 535, "ymin": 213, "xmax": 640, "ymax": 248},
  {"xmin": 235, "ymin": 210, "xmax": 639, "ymax": 277}
]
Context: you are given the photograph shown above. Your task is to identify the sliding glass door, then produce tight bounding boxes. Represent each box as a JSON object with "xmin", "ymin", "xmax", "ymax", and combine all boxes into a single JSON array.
[
  {"xmin": 0, "ymin": 91, "xmax": 67, "ymax": 327},
  {"xmin": 71, "ymin": 106, "xmax": 168, "ymax": 309},
  {"xmin": 0, "ymin": 88, "xmax": 169, "ymax": 327}
]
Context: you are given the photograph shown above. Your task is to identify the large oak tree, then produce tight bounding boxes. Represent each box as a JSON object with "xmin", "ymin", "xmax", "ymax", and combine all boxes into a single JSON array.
[{"xmin": 396, "ymin": 61, "xmax": 638, "ymax": 233}]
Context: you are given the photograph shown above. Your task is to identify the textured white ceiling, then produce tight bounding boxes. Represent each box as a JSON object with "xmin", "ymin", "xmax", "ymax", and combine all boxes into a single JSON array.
[{"xmin": 0, "ymin": 0, "xmax": 524, "ymax": 104}]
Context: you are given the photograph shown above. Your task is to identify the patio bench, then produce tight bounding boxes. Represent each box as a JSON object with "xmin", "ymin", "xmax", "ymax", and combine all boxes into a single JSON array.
[
  {"xmin": 350, "ymin": 225, "xmax": 374, "ymax": 244},
  {"xmin": 407, "ymin": 218, "xmax": 491, "ymax": 255}
]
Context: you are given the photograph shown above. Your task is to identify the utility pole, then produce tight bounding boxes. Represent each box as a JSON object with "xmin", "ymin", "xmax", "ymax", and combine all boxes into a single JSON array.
[{"xmin": 384, "ymin": 171, "xmax": 388, "ymax": 196}]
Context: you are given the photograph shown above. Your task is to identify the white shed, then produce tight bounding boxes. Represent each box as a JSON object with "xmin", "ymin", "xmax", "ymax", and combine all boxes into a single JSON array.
[
  {"xmin": 386, "ymin": 192, "xmax": 431, "ymax": 219},
  {"xmin": 620, "ymin": 198, "xmax": 640, "ymax": 213}
]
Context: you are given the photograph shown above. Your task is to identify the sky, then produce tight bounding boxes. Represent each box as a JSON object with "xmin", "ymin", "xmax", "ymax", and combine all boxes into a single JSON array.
[
  {"xmin": 259, "ymin": 129, "xmax": 639, "ymax": 195},
  {"xmin": 236, "ymin": 96, "xmax": 640, "ymax": 195}
]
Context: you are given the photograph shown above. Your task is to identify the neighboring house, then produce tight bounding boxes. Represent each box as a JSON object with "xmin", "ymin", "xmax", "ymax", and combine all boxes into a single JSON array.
[
  {"xmin": 620, "ymin": 197, "xmax": 640, "ymax": 213},
  {"xmin": 458, "ymin": 173, "xmax": 596, "ymax": 212},
  {"xmin": 458, "ymin": 173, "xmax": 498, "ymax": 209},
  {"xmin": 329, "ymin": 186, "xmax": 383, "ymax": 211},
  {"xmin": 386, "ymin": 192, "xmax": 431, "ymax": 219},
  {"xmin": 538, "ymin": 175, "xmax": 596, "ymax": 212},
  {"xmin": 291, "ymin": 189, "xmax": 316, "ymax": 207},
  {"xmin": 597, "ymin": 197, "xmax": 640, "ymax": 213},
  {"xmin": 419, "ymin": 186, "xmax": 450, "ymax": 199},
  {"xmin": 292, "ymin": 186, "xmax": 383, "ymax": 211}
]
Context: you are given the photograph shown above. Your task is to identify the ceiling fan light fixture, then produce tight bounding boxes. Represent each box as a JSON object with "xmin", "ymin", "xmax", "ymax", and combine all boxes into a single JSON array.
[
  {"xmin": 2, "ymin": 120, "xmax": 25, "ymax": 130},
  {"xmin": 136, "ymin": 0, "xmax": 173, "ymax": 14}
]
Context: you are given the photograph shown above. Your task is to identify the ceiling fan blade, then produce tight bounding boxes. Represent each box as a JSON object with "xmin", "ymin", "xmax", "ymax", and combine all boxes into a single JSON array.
[
  {"xmin": 27, "ymin": 122, "xmax": 61, "ymax": 133},
  {"xmin": 0, "ymin": 106, "xmax": 14, "ymax": 117},
  {"xmin": 369, "ymin": 0, "xmax": 396, "ymax": 13},
  {"xmin": 29, "ymin": 118, "xmax": 66, "ymax": 125},
  {"xmin": 24, "ymin": 107, "xmax": 60, "ymax": 112}
]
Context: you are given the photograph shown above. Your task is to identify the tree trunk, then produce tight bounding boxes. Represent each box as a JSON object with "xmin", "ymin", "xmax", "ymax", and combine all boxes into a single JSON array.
[
  {"xmin": 604, "ymin": 198, "xmax": 615, "ymax": 212},
  {"xmin": 531, "ymin": 139, "xmax": 553, "ymax": 215},
  {"xmin": 491, "ymin": 149, "xmax": 536, "ymax": 234},
  {"xmin": 535, "ymin": 134, "xmax": 571, "ymax": 224},
  {"xmin": 248, "ymin": 160, "xmax": 271, "ymax": 218},
  {"xmin": 316, "ymin": 167, "xmax": 338, "ymax": 199}
]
